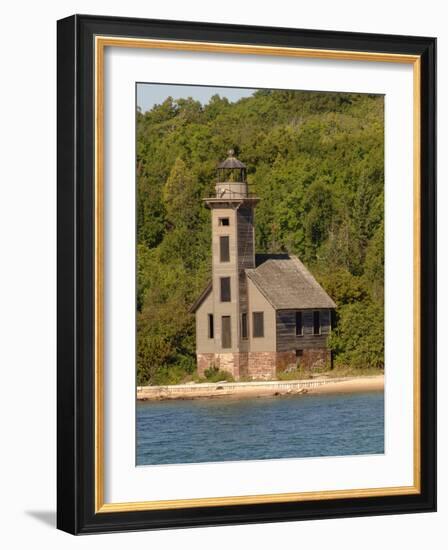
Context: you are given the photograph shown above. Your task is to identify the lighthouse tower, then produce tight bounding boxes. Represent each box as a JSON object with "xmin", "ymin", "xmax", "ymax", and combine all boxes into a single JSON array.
[{"xmin": 202, "ymin": 150, "xmax": 259, "ymax": 377}]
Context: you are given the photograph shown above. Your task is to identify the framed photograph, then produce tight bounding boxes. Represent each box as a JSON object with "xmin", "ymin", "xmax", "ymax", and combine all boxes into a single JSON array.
[{"xmin": 57, "ymin": 14, "xmax": 436, "ymax": 534}]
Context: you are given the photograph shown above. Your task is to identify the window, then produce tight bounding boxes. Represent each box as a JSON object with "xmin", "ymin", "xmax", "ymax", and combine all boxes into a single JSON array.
[
  {"xmin": 241, "ymin": 313, "xmax": 248, "ymax": 339},
  {"xmin": 208, "ymin": 314, "xmax": 214, "ymax": 339},
  {"xmin": 219, "ymin": 217, "xmax": 230, "ymax": 226},
  {"xmin": 220, "ymin": 277, "xmax": 231, "ymax": 302},
  {"xmin": 295, "ymin": 311, "xmax": 303, "ymax": 336},
  {"xmin": 253, "ymin": 311, "xmax": 264, "ymax": 338},
  {"xmin": 296, "ymin": 349, "xmax": 303, "ymax": 366},
  {"xmin": 221, "ymin": 316, "xmax": 231, "ymax": 349},
  {"xmin": 313, "ymin": 310, "xmax": 321, "ymax": 335},
  {"xmin": 219, "ymin": 236, "xmax": 230, "ymax": 262}
]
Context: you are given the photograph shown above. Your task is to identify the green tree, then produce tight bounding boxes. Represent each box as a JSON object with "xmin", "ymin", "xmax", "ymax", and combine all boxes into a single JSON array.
[
  {"xmin": 136, "ymin": 88, "xmax": 385, "ymax": 382},
  {"xmin": 329, "ymin": 301, "xmax": 384, "ymax": 369},
  {"xmin": 163, "ymin": 157, "xmax": 200, "ymax": 230},
  {"xmin": 304, "ymin": 179, "xmax": 335, "ymax": 258}
]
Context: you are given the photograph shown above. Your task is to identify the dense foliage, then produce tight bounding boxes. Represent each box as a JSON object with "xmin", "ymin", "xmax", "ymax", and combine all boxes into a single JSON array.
[{"xmin": 136, "ymin": 89, "xmax": 384, "ymax": 385}]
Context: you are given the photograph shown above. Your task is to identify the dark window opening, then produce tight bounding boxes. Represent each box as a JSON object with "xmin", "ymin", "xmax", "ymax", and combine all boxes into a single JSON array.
[
  {"xmin": 219, "ymin": 218, "xmax": 230, "ymax": 226},
  {"xmin": 220, "ymin": 277, "xmax": 231, "ymax": 302},
  {"xmin": 222, "ymin": 316, "xmax": 231, "ymax": 349},
  {"xmin": 241, "ymin": 313, "xmax": 248, "ymax": 339},
  {"xmin": 208, "ymin": 314, "xmax": 214, "ymax": 339},
  {"xmin": 220, "ymin": 236, "xmax": 230, "ymax": 262},
  {"xmin": 295, "ymin": 311, "xmax": 303, "ymax": 336},
  {"xmin": 331, "ymin": 309, "xmax": 336, "ymax": 330},
  {"xmin": 313, "ymin": 311, "xmax": 321, "ymax": 335},
  {"xmin": 296, "ymin": 349, "xmax": 303, "ymax": 366},
  {"xmin": 253, "ymin": 312, "xmax": 264, "ymax": 338}
]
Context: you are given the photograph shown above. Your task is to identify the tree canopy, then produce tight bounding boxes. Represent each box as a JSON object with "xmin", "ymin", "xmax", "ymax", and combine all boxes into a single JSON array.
[{"xmin": 136, "ymin": 89, "xmax": 384, "ymax": 385}]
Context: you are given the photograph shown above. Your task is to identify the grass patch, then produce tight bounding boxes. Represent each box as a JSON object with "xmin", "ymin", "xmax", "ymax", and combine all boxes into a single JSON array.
[
  {"xmin": 276, "ymin": 368, "xmax": 313, "ymax": 380},
  {"xmin": 323, "ymin": 366, "xmax": 384, "ymax": 378},
  {"xmin": 276, "ymin": 365, "xmax": 383, "ymax": 381},
  {"xmin": 202, "ymin": 366, "xmax": 235, "ymax": 383}
]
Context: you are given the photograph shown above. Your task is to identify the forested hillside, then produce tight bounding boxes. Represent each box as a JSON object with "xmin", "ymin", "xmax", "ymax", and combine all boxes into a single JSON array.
[{"xmin": 136, "ymin": 89, "xmax": 384, "ymax": 385}]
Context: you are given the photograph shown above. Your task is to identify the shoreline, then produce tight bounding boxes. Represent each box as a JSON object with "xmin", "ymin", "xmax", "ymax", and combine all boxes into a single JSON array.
[{"xmin": 137, "ymin": 375, "xmax": 384, "ymax": 401}]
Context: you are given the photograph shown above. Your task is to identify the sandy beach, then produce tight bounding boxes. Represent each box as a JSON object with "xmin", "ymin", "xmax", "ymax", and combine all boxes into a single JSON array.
[
  {"xmin": 309, "ymin": 375, "xmax": 384, "ymax": 394},
  {"xmin": 137, "ymin": 375, "xmax": 384, "ymax": 401}
]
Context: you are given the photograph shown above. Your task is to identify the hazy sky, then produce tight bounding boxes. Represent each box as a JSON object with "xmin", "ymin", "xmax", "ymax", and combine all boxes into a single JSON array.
[{"xmin": 137, "ymin": 83, "xmax": 257, "ymax": 113}]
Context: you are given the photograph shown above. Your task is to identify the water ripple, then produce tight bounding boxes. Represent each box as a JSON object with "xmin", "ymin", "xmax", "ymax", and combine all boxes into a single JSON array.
[{"xmin": 136, "ymin": 391, "xmax": 384, "ymax": 465}]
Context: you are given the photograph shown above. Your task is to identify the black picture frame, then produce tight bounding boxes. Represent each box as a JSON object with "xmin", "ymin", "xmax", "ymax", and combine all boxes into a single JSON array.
[{"xmin": 57, "ymin": 14, "xmax": 436, "ymax": 535}]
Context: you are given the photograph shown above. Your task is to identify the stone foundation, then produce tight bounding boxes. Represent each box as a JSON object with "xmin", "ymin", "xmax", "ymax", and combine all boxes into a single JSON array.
[
  {"xmin": 300, "ymin": 348, "xmax": 332, "ymax": 370},
  {"xmin": 197, "ymin": 349, "xmax": 331, "ymax": 380},
  {"xmin": 247, "ymin": 352, "xmax": 277, "ymax": 380},
  {"xmin": 238, "ymin": 352, "xmax": 249, "ymax": 379},
  {"xmin": 197, "ymin": 352, "xmax": 246, "ymax": 380},
  {"xmin": 215, "ymin": 353, "xmax": 242, "ymax": 379},
  {"xmin": 275, "ymin": 351, "xmax": 297, "ymax": 373},
  {"xmin": 197, "ymin": 353, "xmax": 216, "ymax": 378}
]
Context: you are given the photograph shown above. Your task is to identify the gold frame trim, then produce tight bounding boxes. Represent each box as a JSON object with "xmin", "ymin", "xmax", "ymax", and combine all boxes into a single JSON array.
[{"xmin": 94, "ymin": 36, "xmax": 421, "ymax": 514}]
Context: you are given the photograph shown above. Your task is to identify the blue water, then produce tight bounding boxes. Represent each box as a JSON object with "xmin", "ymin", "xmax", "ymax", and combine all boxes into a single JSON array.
[{"xmin": 136, "ymin": 391, "xmax": 384, "ymax": 466}]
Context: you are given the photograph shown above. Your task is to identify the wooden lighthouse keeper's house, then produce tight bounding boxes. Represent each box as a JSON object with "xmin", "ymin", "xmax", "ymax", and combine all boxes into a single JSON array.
[{"xmin": 190, "ymin": 150, "xmax": 336, "ymax": 381}]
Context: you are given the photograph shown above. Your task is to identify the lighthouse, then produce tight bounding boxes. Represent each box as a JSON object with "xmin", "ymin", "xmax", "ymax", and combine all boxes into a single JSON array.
[{"xmin": 190, "ymin": 150, "xmax": 336, "ymax": 380}]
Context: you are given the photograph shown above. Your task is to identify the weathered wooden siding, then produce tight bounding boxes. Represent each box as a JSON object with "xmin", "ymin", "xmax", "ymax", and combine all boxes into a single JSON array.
[
  {"xmin": 276, "ymin": 309, "xmax": 331, "ymax": 352},
  {"xmin": 237, "ymin": 207, "xmax": 255, "ymax": 271},
  {"xmin": 238, "ymin": 271, "xmax": 248, "ymax": 312},
  {"xmin": 237, "ymin": 206, "xmax": 254, "ymax": 317}
]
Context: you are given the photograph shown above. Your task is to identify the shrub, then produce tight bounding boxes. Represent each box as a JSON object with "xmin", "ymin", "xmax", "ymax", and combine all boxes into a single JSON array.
[
  {"xmin": 152, "ymin": 365, "xmax": 188, "ymax": 385},
  {"xmin": 203, "ymin": 366, "xmax": 234, "ymax": 383},
  {"xmin": 329, "ymin": 300, "xmax": 384, "ymax": 369}
]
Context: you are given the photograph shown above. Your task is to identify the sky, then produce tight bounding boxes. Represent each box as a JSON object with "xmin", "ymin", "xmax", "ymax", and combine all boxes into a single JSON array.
[{"xmin": 137, "ymin": 83, "xmax": 257, "ymax": 113}]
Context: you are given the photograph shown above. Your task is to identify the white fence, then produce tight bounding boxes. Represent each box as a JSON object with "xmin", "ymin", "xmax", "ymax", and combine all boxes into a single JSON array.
[{"xmin": 137, "ymin": 376, "xmax": 380, "ymax": 399}]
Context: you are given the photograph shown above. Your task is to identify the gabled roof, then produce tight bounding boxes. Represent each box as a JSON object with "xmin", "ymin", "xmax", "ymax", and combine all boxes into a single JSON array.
[
  {"xmin": 188, "ymin": 281, "xmax": 212, "ymax": 313},
  {"xmin": 246, "ymin": 254, "xmax": 336, "ymax": 310},
  {"xmin": 189, "ymin": 255, "xmax": 336, "ymax": 314}
]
